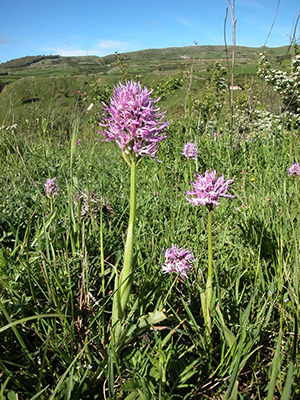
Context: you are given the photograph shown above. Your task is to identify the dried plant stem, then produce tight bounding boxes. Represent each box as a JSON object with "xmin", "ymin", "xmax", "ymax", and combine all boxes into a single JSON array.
[
  {"xmin": 228, "ymin": 0, "xmax": 236, "ymax": 143},
  {"xmin": 224, "ymin": 1, "xmax": 236, "ymax": 145}
]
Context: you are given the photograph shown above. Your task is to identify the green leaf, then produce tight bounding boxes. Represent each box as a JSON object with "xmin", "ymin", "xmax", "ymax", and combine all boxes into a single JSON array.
[
  {"xmin": 216, "ymin": 303, "xmax": 236, "ymax": 349},
  {"xmin": 31, "ymin": 211, "xmax": 57, "ymax": 247},
  {"xmin": 266, "ymin": 330, "xmax": 283, "ymax": 400},
  {"xmin": 137, "ymin": 310, "xmax": 167, "ymax": 329},
  {"xmin": 281, "ymin": 315, "xmax": 298, "ymax": 400},
  {"xmin": 0, "ymin": 313, "xmax": 65, "ymax": 333},
  {"xmin": 7, "ymin": 392, "xmax": 17, "ymax": 400}
]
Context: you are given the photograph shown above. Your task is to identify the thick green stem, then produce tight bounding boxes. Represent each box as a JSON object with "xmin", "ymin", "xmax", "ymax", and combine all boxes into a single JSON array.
[
  {"xmin": 111, "ymin": 159, "xmax": 137, "ymax": 342},
  {"xmin": 120, "ymin": 160, "xmax": 137, "ymax": 310},
  {"xmin": 189, "ymin": 160, "xmax": 192, "ymax": 182},
  {"xmin": 206, "ymin": 209, "xmax": 213, "ymax": 308},
  {"xmin": 100, "ymin": 195, "xmax": 106, "ymax": 340},
  {"xmin": 200, "ymin": 208, "xmax": 213, "ymax": 351}
]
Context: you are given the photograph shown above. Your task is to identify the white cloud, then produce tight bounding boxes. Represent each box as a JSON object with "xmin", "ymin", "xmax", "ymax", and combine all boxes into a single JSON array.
[
  {"xmin": 93, "ymin": 40, "xmax": 130, "ymax": 50},
  {"xmin": 51, "ymin": 39, "xmax": 132, "ymax": 57},
  {"xmin": 56, "ymin": 46, "xmax": 88, "ymax": 57}
]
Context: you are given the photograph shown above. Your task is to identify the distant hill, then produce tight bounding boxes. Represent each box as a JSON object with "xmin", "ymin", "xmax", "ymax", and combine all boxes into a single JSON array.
[
  {"xmin": 0, "ymin": 45, "xmax": 292, "ymax": 125},
  {"xmin": 0, "ymin": 55, "xmax": 61, "ymax": 69},
  {"xmin": 0, "ymin": 45, "xmax": 291, "ymax": 81}
]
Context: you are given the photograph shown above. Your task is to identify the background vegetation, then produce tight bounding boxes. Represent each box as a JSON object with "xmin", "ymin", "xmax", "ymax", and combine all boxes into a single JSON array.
[{"xmin": 0, "ymin": 45, "xmax": 291, "ymax": 124}]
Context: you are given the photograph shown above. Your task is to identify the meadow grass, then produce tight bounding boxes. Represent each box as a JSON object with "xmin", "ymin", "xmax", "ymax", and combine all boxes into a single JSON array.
[{"xmin": 0, "ymin": 79, "xmax": 300, "ymax": 400}]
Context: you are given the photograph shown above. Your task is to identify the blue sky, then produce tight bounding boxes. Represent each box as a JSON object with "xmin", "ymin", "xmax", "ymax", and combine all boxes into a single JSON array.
[{"xmin": 0, "ymin": 0, "xmax": 299, "ymax": 63}]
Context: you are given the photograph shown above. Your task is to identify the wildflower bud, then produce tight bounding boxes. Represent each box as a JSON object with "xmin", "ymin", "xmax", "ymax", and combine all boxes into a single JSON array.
[{"xmin": 45, "ymin": 177, "xmax": 59, "ymax": 198}]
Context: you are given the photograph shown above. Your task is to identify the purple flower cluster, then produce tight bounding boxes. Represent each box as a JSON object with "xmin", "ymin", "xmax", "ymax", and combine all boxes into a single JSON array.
[
  {"xmin": 98, "ymin": 81, "xmax": 168, "ymax": 162},
  {"xmin": 182, "ymin": 142, "xmax": 198, "ymax": 160},
  {"xmin": 161, "ymin": 245, "xmax": 196, "ymax": 279},
  {"xmin": 186, "ymin": 170, "xmax": 234, "ymax": 208},
  {"xmin": 288, "ymin": 163, "xmax": 300, "ymax": 176},
  {"xmin": 45, "ymin": 177, "xmax": 59, "ymax": 198}
]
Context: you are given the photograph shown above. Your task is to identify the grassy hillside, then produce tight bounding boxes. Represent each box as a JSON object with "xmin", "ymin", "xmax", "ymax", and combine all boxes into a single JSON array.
[
  {"xmin": 0, "ymin": 45, "xmax": 291, "ymax": 79},
  {"xmin": 0, "ymin": 45, "xmax": 291, "ymax": 126}
]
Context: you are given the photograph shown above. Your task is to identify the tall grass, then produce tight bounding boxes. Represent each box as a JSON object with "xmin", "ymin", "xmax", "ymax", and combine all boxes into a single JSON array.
[{"xmin": 0, "ymin": 89, "xmax": 299, "ymax": 399}]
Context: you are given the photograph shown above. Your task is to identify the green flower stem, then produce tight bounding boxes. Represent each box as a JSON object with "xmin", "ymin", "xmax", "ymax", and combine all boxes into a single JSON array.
[
  {"xmin": 100, "ymin": 194, "xmax": 106, "ymax": 340},
  {"xmin": 120, "ymin": 159, "xmax": 137, "ymax": 309},
  {"xmin": 201, "ymin": 208, "xmax": 213, "ymax": 350},
  {"xmin": 207, "ymin": 209, "xmax": 213, "ymax": 309},
  {"xmin": 50, "ymin": 197, "xmax": 53, "ymax": 213},
  {"xmin": 111, "ymin": 158, "xmax": 137, "ymax": 343},
  {"xmin": 189, "ymin": 160, "xmax": 192, "ymax": 182}
]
